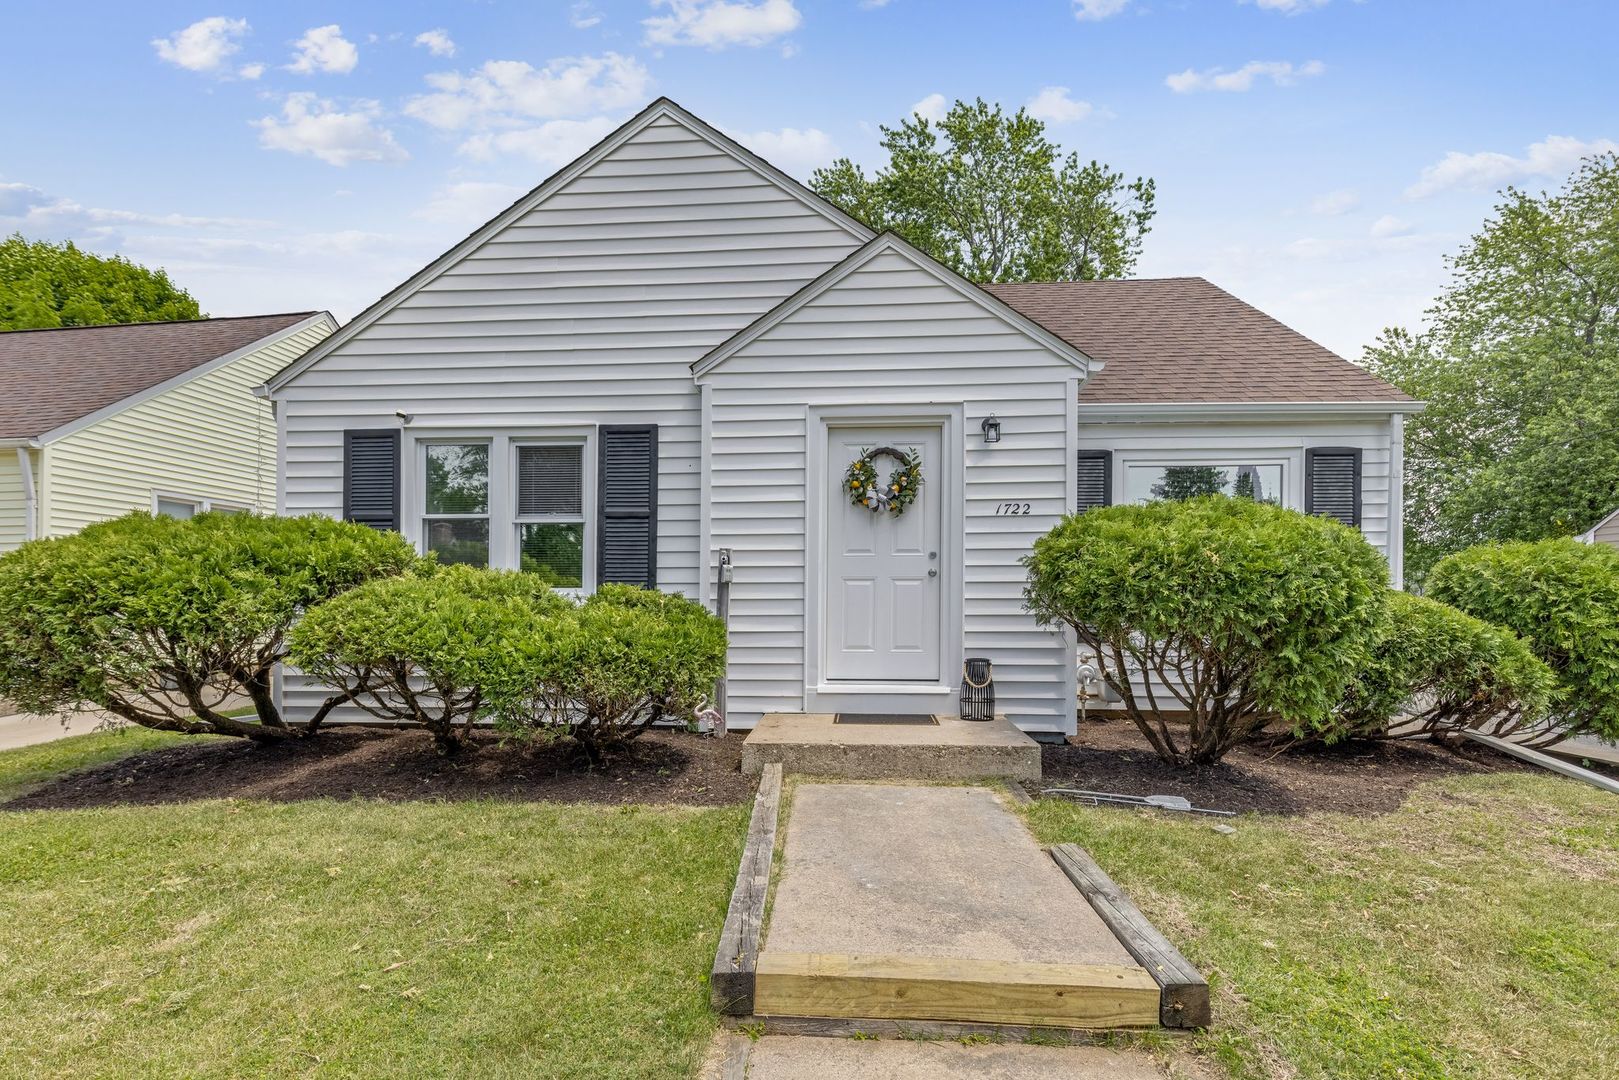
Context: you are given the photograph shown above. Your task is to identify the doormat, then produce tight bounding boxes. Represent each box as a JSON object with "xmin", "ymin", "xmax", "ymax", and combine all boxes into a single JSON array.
[{"xmin": 833, "ymin": 713, "xmax": 939, "ymax": 725}]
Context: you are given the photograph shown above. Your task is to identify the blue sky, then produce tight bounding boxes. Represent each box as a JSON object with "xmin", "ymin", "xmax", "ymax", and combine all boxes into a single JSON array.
[{"xmin": 2, "ymin": 1, "xmax": 1614, "ymax": 359}]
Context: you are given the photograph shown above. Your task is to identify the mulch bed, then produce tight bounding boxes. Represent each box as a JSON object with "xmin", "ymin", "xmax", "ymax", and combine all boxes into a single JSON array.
[
  {"xmin": 5, "ymin": 727, "xmax": 754, "ymax": 811},
  {"xmin": 1041, "ymin": 718, "xmax": 1545, "ymax": 816}
]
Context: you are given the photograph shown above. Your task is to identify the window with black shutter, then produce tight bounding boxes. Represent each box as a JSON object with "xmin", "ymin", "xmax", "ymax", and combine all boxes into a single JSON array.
[
  {"xmin": 1305, "ymin": 447, "xmax": 1362, "ymax": 526},
  {"xmin": 515, "ymin": 444, "xmax": 585, "ymax": 588},
  {"xmin": 1076, "ymin": 450, "xmax": 1112, "ymax": 512},
  {"xmin": 343, "ymin": 429, "xmax": 400, "ymax": 531},
  {"xmin": 597, "ymin": 425, "xmax": 658, "ymax": 587}
]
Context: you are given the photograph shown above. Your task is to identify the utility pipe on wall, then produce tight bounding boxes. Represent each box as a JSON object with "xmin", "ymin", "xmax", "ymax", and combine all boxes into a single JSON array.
[{"xmin": 15, "ymin": 445, "xmax": 37, "ymax": 542}]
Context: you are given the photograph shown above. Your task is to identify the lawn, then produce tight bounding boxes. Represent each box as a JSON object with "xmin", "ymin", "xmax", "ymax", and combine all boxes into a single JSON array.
[
  {"xmin": 1027, "ymin": 771, "xmax": 1619, "ymax": 1080},
  {"xmin": 0, "ymin": 732, "xmax": 750, "ymax": 1079}
]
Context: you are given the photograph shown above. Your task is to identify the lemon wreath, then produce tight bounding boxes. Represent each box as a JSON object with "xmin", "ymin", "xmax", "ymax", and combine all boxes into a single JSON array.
[{"xmin": 845, "ymin": 446, "xmax": 924, "ymax": 516}]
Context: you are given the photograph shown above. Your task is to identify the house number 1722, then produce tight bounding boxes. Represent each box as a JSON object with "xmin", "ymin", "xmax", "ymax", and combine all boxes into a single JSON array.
[{"xmin": 994, "ymin": 502, "xmax": 1033, "ymax": 516}]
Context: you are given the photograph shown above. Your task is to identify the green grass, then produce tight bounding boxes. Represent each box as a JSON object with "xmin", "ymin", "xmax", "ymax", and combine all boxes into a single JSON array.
[
  {"xmin": 0, "ymin": 727, "xmax": 199, "ymax": 801},
  {"xmin": 1026, "ymin": 772, "xmax": 1619, "ymax": 1080},
  {"xmin": 0, "ymin": 735, "xmax": 750, "ymax": 1079}
]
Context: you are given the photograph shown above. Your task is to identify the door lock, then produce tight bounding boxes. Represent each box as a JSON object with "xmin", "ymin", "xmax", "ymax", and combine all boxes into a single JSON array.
[{"xmin": 928, "ymin": 568, "xmax": 938, "ymax": 578}]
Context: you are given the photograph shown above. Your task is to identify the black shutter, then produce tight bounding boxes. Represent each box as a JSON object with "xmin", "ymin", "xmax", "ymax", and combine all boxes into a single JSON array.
[
  {"xmin": 1305, "ymin": 447, "xmax": 1362, "ymax": 526},
  {"xmin": 597, "ymin": 425, "xmax": 658, "ymax": 587},
  {"xmin": 1076, "ymin": 450, "xmax": 1112, "ymax": 512},
  {"xmin": 343, "ymin": 429, "xmax": 400, "ymax": 531}
]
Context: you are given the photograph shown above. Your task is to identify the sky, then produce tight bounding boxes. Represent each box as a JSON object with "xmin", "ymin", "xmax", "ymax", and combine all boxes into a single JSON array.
[{"xmin": 2, "ymin": 1, "xmax": 1615, "ymax": 361}]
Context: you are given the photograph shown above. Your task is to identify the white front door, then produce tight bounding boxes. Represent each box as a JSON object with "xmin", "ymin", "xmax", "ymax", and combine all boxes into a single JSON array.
[{"xmin": 825, "ymin": 425, "xmax": 944, "ymax": 682}]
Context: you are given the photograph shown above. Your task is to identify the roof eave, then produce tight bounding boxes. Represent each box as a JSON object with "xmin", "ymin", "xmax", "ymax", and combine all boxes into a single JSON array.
[{"xmin": 1075, "ymin": 399, "xmax": 1425, "ymax": 421}]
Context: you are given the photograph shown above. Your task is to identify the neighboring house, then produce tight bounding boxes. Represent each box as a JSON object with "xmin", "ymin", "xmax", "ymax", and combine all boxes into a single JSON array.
[
  {"xmin": 264, "ymin": 98, "xmax": 1419, "ymax": 735},
  {"xmin": 0, "ymin": 312, "xmax": 336, "ymax": 552},
  {"xmin": 1577, "ymin": 506, "xmax": 1619, "ymax": 548}
]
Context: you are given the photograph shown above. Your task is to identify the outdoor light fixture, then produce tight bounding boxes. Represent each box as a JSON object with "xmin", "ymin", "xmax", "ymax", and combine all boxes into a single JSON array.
[
  {"xmin": 981, "ymin": 415, "xmax": 1002, "ymax": 444},
  {"xmin": 395, "ymin": 410, "xmax": 414, "ymax": 426}
]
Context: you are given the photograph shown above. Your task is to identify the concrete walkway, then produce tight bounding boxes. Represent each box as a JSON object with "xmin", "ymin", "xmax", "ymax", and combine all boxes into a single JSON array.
[
  {"xmin": 702, "ymin": 1033, "xmax": 1216, "ymax": 1079},
  {"xmin": 0, "ymin": 708, "xmax": 122, "ymax": 752}
]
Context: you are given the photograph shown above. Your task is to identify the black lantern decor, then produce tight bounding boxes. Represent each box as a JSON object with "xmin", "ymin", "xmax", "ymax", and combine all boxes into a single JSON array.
[{"xmin": 960, "ymin": 657, "xmax": 995, "ymax": 721}]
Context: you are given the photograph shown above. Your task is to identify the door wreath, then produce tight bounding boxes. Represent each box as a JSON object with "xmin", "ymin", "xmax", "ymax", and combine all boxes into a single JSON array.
[{"xmin": 844, "ymin": 446, "xmax": 924, "ymax": 515}]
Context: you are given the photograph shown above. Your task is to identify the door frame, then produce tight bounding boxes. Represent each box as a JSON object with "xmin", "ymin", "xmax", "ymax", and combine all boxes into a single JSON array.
[{"xmin": 804, "ymin": 403, "xmax": 964, "ymax": 715}]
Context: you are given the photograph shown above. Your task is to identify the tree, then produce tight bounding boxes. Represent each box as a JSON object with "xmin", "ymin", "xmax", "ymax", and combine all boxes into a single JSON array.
[
  {"xmin": 1150, "ymin": 465, "xmax": 1228, "ymax": 502},
  {"xmin": 1023, "ymin": 496, "xmax": 1389, "ymax": 766},
  {"xmin": 1366, "ymin": 154, "xmax": 1619, "ymax": 582},
  {"xmin": 811, "ymin": 98, "xmax": 1155, "ymax": 283},
  {"xmin": 0, "ymin": 233, "xmax": 201, "ymax": 329},
  {"xmin": 0, "ymin": 512, "xmax": 418, "ymax": 740}
]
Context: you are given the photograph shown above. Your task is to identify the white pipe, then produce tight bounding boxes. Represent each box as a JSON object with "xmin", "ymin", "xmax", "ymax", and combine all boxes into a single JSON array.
[
  {"xmin": 1390, "ymin": 411, "xmax": 1405, "ymax": 589},
  {"xmin": 15, "ymin": 446, "xmax": 37, "ymax": 542}
]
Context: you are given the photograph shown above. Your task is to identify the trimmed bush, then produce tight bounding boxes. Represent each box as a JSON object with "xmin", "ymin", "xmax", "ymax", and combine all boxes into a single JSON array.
[
  {"xmin": 489, "ymin": 585, "xmax": 727, "ymax": 760},
  {"xmin": 0, "ymin": 512, "xmax": 417, "ymax": 740},
  {"xmin": 1428, "ymin": 538, "xmax": 1619, "ymax": 743},
  {"xmin": 1023, "ymin": 495, "xmax": 1389, "ymax": 765},
  {"xmin": 1332, "ymin": 591, "xmax": 1557, "ymax": 742},
  {"xmin": 287, "ymin": 565, "xmax": 567, "ymax": 753}
]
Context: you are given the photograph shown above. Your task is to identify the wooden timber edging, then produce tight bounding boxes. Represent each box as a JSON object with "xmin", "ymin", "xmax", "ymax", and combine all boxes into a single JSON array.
[
  {"xmin": 711, "ymin": 762, "xmax": 783, "ymax": 1015},
  {"xmin": 1049, "ymin": 843, "xmax": 1212, "ymax": 1029}
]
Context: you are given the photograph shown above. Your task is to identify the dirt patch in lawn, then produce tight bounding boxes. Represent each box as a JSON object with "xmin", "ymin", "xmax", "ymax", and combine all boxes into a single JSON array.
[
  {"xmin": 4, "ymin": 727, "xmax": 753, "ymax": 810},
  {"xmin": 1040, "ymin": 719, "xmax": 1545, "ymax": 816}
]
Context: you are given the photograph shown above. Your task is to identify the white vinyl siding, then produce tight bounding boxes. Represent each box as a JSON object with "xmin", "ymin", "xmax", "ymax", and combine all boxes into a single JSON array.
[
  {"xmin": 41, "ymin": 318, "xmax": 334, "ymax": 537},
  {"xmin": 0, "ymin": 451, "xmax": 36, "ymax": 553},
  {"xmin": 702, "ymin": 248, "xmax": 1081, "ymax": 732},
  {"xmin": 274, "ymin": 111, "xmax": 866, "ymax": 721}
]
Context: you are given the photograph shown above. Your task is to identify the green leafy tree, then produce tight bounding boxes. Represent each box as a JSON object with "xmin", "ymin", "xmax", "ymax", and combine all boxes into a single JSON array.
[
  {"xmin": 0, "ymin": 233, "xmax": 202, "ymax": 329},
  {"xmin": 811, "ymin": 98, "xmax": 1155, "ymax": 282},
  {"xmin": 1366, "ymin": 154, "xmax": 1619, "ymax": 582},
  {"xmin": 1023, "ymin": 496, "xmax": 1389, "ymax": 765}
]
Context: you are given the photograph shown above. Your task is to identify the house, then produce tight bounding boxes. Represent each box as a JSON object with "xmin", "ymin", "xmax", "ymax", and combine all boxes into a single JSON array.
[
  {"xmin": 263, "ymin": 98, "xmax": 1419, "ymax": 736},
  {"xmin": 0, "ymin": 312, "xmax": 335, "ymax": 552},
  {"xmin": 1578, "ymin": 506, "xmax": 1619, "ymax": 548}
]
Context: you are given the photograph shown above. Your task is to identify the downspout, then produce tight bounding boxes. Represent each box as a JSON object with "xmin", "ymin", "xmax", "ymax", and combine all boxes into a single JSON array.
[
  {"xmin": 1389, "ymin": 412, "xmax": 1405, "ymax": 590},
  {"xmin": 14, "ymin": 444, "xmax": 39, "ymax": 541}
]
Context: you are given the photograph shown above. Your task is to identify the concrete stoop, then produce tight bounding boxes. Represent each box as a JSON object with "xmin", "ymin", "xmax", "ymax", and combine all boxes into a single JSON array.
[{"xmin": 740, "ymin": 713, "xmax": 1041, "ymax": 783}]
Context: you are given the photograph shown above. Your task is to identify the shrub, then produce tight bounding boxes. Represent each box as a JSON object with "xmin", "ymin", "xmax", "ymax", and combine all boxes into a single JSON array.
[
  {"xmin": 0, "ymin": 512, "xmax": 417, "ymax": 740},
  {"xmin": 1023, "ymin": 495, "xmax": 1389, "ymax": 766},
  {"xmin": 287, "ymin": 565, "xmax": 567, "ymax": 753},
  {"xmin": 489, "ymin": 585, "xmax": 727, "ymax": 760},
  {"xmin": 1332, "ymin": 591, "xmax": 1557, "ymax": 742},
  {"xmin": 1427, "ymin": 538, "xmax": 1619, "ymax": 743}
]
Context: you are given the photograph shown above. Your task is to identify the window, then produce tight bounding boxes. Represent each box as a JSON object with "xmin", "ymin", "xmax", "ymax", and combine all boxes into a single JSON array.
[
  {"xmin": 515, "ymin": 444, "xmax": 585, "ymax": 589},
  {"xmin": 1124, "ymin": 462, "xmax": 1285, "ymax": 506},
  {"xmin": 422, "ymin": 443, "xmax": 490, "ymax": 567},
  {"xmin": 155, "ymin": 496, "xmax": 201, "ymax": 519}
]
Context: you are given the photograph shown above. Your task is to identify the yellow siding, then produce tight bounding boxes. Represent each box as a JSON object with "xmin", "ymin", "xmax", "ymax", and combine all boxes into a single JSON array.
[
  {"xmin": 42, "ymin": 318, "xmax": 333, "ymax": 536},
  {"xmin": 0, "ymin": 449, "xmax": 37, "ymax": 553}
]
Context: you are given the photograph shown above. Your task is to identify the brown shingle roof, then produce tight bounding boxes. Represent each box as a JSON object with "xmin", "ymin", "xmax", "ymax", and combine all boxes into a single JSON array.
[
  {"xmin": 983, "ymin": 277, "xmax": 1413, "ymax": 405},
  {"xmin": 0, "ymin": 313, "xmax": 317, "ymax": 440}
]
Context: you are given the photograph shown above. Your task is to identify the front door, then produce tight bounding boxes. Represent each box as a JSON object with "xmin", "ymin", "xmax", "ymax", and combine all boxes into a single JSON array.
[{"xmin": 825, "ymin": 425, "xmax": 943, "ymax": 682}]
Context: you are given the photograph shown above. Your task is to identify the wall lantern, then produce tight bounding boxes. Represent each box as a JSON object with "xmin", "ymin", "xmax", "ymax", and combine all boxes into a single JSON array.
[{"xmin": 980, "ymin": 415, "xmax": 1002, "ymax": 444}]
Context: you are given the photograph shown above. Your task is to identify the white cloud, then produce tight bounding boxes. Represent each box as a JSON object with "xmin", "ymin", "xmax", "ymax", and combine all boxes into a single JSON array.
[
  {"xmin": 0, "ymin": 181, "xmax": 271, "ymax": 232},
  {"xmin": 459, "ymin": 117, "xmax": 620, "ymax": 167},
  {"xmin": 1404, "ymin": 134, "xmax": 1619, "ymax": 198},
  {"xmin": 151, "ymin": 17, "xmax": 251, "ymax": 74},
  {"xmin": 413, "ymin": 29, "xmax": 457, "ymax": 58},
  {"xmin": 1244, "ymin": 0, "xmax": 1330, "ymax": 12},
  {"xmin": 1370, "ymin": 214, "xmax": 1413, "ymax": 238},
  {"xmin": 253, "ymin": 94, "xmax": 408, "ymax": 166},
  {"xmin": 909, "ymin": 93, "xmax": 947, "ymax": 123},
  {"xmin": 643, "ymin": 0, "xmax": 802, "ymax": 49},
  {"xmin": 1165, "ymin": 59, "xmax": 1324, "ymax": 93},
  {"xmin": 287, "ymin": 25, "xmax": 359, "ymax": 75},
  {"xmin": 735, "ymin": 127, "xmax": 838, "ymax": 179},
  {"xmin": 413, "ymin": 181, "xmax": 527, "ymax": 225},
  {"xmin": 571, "ymin": 2, "xmax": 604, "ymax": 28},
  {"xmin": 1026, "ymin": 86, "xmax": 1093, "ymax": 125},
  {"xmin": 860, "ymin": 0, "xmax": 895, "ymax": 7},
  {"xmin": 0, "ymin": 182, "xmax": 54, "ymax": 217},
  {"xmin": 1308, "ymin": 189, "xmax": 1360, "ymax": 216},
  {"xmin": 238, "ymin": 62, "xmax": 265, "ymax": 80},
  {"xmin": 1072, "ymin": 0, "xmax": 1131, "ymax": 20},
  {"xmin": 404, "ymin": 53, "xmax": 650, "ymax": 131}
]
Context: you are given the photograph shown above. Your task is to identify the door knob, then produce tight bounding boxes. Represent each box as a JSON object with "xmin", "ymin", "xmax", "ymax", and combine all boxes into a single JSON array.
[{"xmin": 928, "ymin": 568, "xmax": 938, "ymax": 578}]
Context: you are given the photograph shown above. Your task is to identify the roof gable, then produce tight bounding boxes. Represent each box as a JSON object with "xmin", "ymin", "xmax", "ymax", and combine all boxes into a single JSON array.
[
  {"xmin": 0, "ymin": 312, "xmax": 326, "ymax": 442},
  {"xmin": 693, "ymin": 232, "xmax": 1095, "ymax": 379},
  {"xmin": 266, "ymin": 98, "xmax": 875, "ymax": 394}
]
